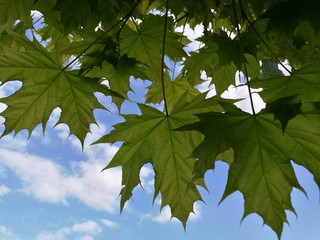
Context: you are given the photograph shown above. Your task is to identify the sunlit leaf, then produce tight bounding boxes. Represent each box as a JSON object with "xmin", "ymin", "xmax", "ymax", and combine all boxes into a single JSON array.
[
  {"xmin": 186, "ymin": 102, "xmax": 320, "ymax": 238},
  {"xmin": 0, "ymin": 29, "xmax": 118, "ymax": 144},
  {"xmin": 120, "ymin": 15, "xmax": 186, "ymax": 82},
  {"xmin": 251, "ymin": 62, "xmax": 320, "ymax": 102},
  {"xmin": 0, "ymin": 0, "xmax": 33, "ymax": 25},
  {"xmin": 96, "ymin": 94, "xmax": 224, "ymax": 225},
  {"xmin": 146, "ymin": 72, "xmax": 200, "ymax": 113}
]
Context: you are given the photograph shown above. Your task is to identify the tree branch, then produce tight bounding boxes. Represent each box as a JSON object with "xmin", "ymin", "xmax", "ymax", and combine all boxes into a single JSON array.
[
  {"xmin": 161, "ymin": 0, "xmax": 170, "ymax": 116},
  {"xmin": 232, "ymin": 0, "xmax": 256, "ymax": 115}
]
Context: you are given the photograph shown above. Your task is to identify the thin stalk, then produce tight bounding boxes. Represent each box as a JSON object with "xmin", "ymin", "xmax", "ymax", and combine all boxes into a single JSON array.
[
  {"xmin": 238, "ymin": 0, "xmax": 292, "ymax": 75},
  {"xmin": 32, "ymin": 15, "xmax": 44, "ymax": 27},
  {"xmin": 130, "ymin": 16, "xmax": 141, "ymax": 34},
  {"xmin": 161, "ymin": 0, "xmax": 170, "ymax": 116},
  {"xmin": 175, "ymin": 12, "xmax": 189, "ymax": 24},
  {"xmin": 63, "ymin": 0, "xmax": 141, "ymax": 70},
  {"xmin": 232, "ymin": 0, "xmax": 256, "ymax": 115},
  {"xmin": 171, "ymin": 15, "xmax": 188, "ymax": 80}
]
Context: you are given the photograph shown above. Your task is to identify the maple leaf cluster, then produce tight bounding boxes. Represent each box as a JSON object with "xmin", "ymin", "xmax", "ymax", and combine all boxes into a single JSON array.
[{"xmin": 0, "ymin": 0, "xmax": 320, "ymax": 238}]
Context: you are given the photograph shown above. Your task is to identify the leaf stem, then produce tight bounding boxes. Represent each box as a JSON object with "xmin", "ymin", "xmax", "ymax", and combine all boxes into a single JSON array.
[
  {"xmin": 63, "ymin": 0, "xmax": 141, "ymax": 71},
  {"xmin": 171, "ymin": 15, "xmax": 188, "ymax": 80},
  {"xmin": 238, "ymin": 0, "xmax": 292, "ymax": 75},
  {"xmin": 161, "ymin": 0, "xmax": 170, "ymax": 116},
  {"xmin": 232, "ymin": 0, "xmax": 256, "ymax": 115},
  {"xmin": 130, "ymin": 16, "xmax": 141, "ymax": 34}
]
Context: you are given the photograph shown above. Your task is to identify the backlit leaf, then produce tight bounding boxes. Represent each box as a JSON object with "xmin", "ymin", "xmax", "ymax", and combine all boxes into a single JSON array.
[
  {"xmin": 146, "ymin": 72, "xmax": 200, "ymax": 113},
  {"xmin": 96, "ymin": 94, "xmax": 224, "ymax": 225},
  {"xmin": 0, "ymin": 0, "xmax": 33, "ymax": 25},
  {"xmin": 265, "ymin": 96, "xmax": 302, "ymax": 132},
  {"xmin": 120, "ymin": 15, "xmax": 186, "ymax": 82},
  {"xmin": 187, "ymin": 103, "xmax": 320, "ymax": 238},
  {"xmin": 0, "ymin": 29, "xmax": 118, "ymax": 144},
  {"xmin": 251, "ymin": 62, "xmax": 320, "ymax": 102}
]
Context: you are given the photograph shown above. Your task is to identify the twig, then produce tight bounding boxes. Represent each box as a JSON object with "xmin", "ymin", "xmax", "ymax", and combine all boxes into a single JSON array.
[
  {"xmin": 63, "ymin": 0, "xmax": 141, "ymax": 70},
  {"xmin": 238, "ymin": 0, "xmax": 292, "ymax": 75},
  {"xmin": 161, "ymin": 0, "xmax": 170, "ymax": 116},
  {"xmin": 232, "ymin": 0, "xmax": 256, "ymax": 115}
]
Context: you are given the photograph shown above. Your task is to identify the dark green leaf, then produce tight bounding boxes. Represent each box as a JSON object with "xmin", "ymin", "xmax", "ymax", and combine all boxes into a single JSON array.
[
  {"xmin": 264, "ymin": 96, "xmax": 302, "ymax": 132},
  {"xmin": 185, "ymin": 102, "xmax": 320, "ymax": 238}
]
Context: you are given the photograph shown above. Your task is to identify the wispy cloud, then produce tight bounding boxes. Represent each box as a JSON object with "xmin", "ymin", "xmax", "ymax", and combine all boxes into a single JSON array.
[
  {"xmin": 0, "ymin": 147, "xmax": 121, "ymax": 212},
  {"xmin": 0, "ymin": 225, "xmax": 20, "ymax": 240},
  {"xmin": 152, "ymin": 206, "xmax": 175, "ymax": 223},
  {"xmin": 100, "ymin": 218, "xmax": 119, "ymax": 229},
  {"xmin": 140, "ymin": 202, "xmax": 202, "ymax": 224},
  {"xmin": 0, "ymin": 111, "xmax": 123, "ymax": 212},
  {"xmin": 36, "ymin": 220, "xmax": 101, "ymax": 240},
  {"xmin": 0, "ymin": 184, "xmax": 11, "ymax": 197}
]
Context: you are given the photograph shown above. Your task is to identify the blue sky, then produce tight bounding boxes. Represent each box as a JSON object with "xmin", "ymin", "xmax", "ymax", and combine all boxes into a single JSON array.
[{"xmin": 0, "ymin": 76, "xmax": 319, "ymax": 240}]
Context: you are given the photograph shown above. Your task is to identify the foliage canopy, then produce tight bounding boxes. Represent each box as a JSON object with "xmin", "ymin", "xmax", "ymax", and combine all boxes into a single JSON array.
[{"xmin": 1, "ymin": 0, "xmax": 320, "ymax": 238}]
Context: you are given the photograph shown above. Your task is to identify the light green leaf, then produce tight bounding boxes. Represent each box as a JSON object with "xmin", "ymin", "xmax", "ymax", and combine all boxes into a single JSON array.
[
  {"xmin": 85, "ymin": 56, "xmax": 147, "ymax": 106},
  {"xmin": 184, "ymin": 33, "xmax": 242, "ymax": 94},
  {"xmin": 96, "ymin": 93, "xmax": 224, "ymax": 225},
  {"xmin": 244, "ymin": 53, "xmax": 261, "ymax": 78},
  {"xmin": 211, "ymin": 62, "xmax": 238, "ymax": 93},
  {"xmin": 146, "ymin": 72, "xmax": 200, "ymax": 113},
  {"xmin": 0, "ymin": 29, "xmax": 117, "ymax": 144},
  {"xmin": 0, "ymin": 0, "xmax": 33, "ymax": 25},
  {"xmin": 182, "ymin": 41, "xmax": 219, "ymax": 87},
  {"xmin": 186, "ymin": 102, "xmax": 320, "ymax": 238},
  {"xmin": 251, "ymin": 62, "xmax": 320, "ymax": 102},
  {"xmin": 120, "ymin": 15, "xmax": 186, "ymax": 82}
]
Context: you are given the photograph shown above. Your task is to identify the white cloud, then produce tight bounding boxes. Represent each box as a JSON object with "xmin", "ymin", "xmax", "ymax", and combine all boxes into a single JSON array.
[
  {"xmin": 71, "ymin": 220, "xmax": 102, "ymax": 235},
  {"xmin": 100, "ymin": 218, "xmax": 119, "ymax": 228},
  {"xmin": 0, "ymin": 184, "xmax": 11, "ymax": 197},
  {"xmin": 36, "ymin": 220, "xmax": 101, "ymax": 240},
  {"xmin": 0, "ymin": 108, "xmax": 123, "ymax": 212},
  {"xmin": 222, "ymin": 85, "xmax": 265, "ymax": 114},
  {"xmin": 139, "ymin": 165, "xmax": 154, "ymax": 194},
  {"xmin": 0, "ymin": 148, "xmax": 121, "ymax": 213},
  {"xmin": 78, "ymin": 236, "xmax": 94, "ymax": 240},
  {"xmin": 53, "ymin": 120, "xmax": 118, "ymax": 163},
  {"xmin": 147, "ymin": 202, "xmax": 202, "ymax": 224},
  {"xmin": 178, "ymin": 24, "xmax": 204, "ymax": 52},
  {"xmin": 189, "ymin": 202, "xmax": 202, "ymax": 221},
  {"xmin": 220, "ymin": 74, "xmax": 266, "ymax": 114},
  {"xmin": 0, "ymin": 225, "xmax": 20, "ymax": 240},
  {"xmin": 36, "ymin": 231, "xmax": 64, "ymax": 240},
  {"xmin": 152, "ymin": 206, "xmax": 173, "ymax": 223},
  {"xmin": 0, "ymin": 135, "xmax": 28, "ymax": 152}
]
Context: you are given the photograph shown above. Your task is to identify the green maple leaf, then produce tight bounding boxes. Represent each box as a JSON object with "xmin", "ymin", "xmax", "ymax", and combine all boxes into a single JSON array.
[
  {"xmin": 251, "ymin": 62, "xmax": 320, "ymax": 103},
  {"xmin": 120, "ymin": 14, "xmax": 186, "ymax": 82},
  {"xmin": 184, "ymin": 33, "xmax": 243, "ymax": 94},
  {"xmin": 0, "ymin": 0, "xmax": 33, "ymax": 25},
  {"xmin": 186, "ymin": 102, "xmax": 320, "ymax": 238},
  {"xmin": 265, "ymin": 96, "xmax": 303, "ymax": 132},
  {"xmin": 146, "ymin": 72, "xmax": 200, "ymax": 113},
  {"xmin": 168, "ymin": 0, "xmax": 214, "ymax": 27},
  {"xmin": 96, "ymin": 93, "xmax": 224, "ymax": 224},
  {"xmin": 182, "ymin": 41, "xmax": 219, "ymax": 87},
  {"xmin": 212, "ymin": 62, "xmax": 238, "ymax": 92},
  {"xmin": 0, "ymin": 29, "xmax": 118, "ymax": 144},
  {"xmin": 85, "ymin": 56, "xmax": 146, "ymax": 108},
  {"xmin": 60, "ymin": 29, "xmax": 120, "ymax": 70},
  {"xmin": 53, "ymin": 0, "xmax": 97, "ymax": 33}
]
